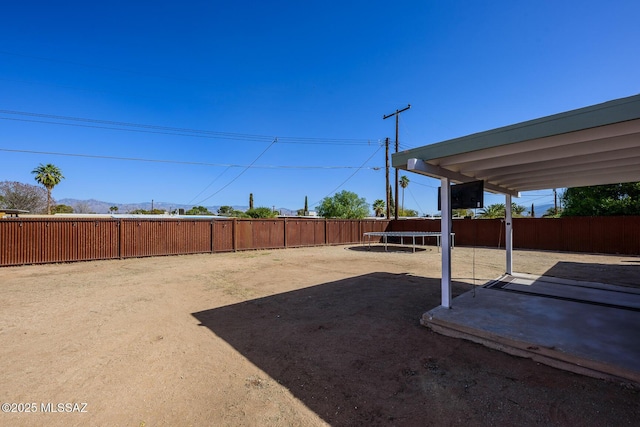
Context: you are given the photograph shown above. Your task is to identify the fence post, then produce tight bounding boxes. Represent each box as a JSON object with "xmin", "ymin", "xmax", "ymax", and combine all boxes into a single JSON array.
[
  {"xmin": 118, "ymin": 219, "xmax": 125, "ymax": 259},
  {"xmin": 210, "ymin": 220, "xmax": 214, "ymax": 253},
  {"xmin": 232, "ymin": 218, "xmax": 237, "ymax": 252},
  {"xmin": 283, "ymin": 217, "xmax": 288, "ymax": 248},
  {"xmin": 324, "ymin": 219, "xmax": 328, "ymax": 246}
]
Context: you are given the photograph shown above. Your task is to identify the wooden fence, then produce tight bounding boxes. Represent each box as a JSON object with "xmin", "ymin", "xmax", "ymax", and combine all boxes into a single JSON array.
[
  {"xmin": 390, "ymin": 216, "xmax": 640, "ymax": 255},
  {"xmin": 1, "ymin": 216, "xmax": 639, "ymax": 266},
  {"xmin": 0, "ymin": 218, "xmax": 390, "ymax": 266}
]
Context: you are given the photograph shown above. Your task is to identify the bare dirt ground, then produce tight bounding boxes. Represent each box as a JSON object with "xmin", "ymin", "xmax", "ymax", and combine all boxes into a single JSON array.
[{"xmin": 1, "ymin": 244, "xmax": 639, "ymax": 426}]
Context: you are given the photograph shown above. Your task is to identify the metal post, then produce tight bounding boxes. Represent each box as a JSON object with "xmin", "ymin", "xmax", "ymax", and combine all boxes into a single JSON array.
[
  {"xmin": 440, "ymin": 177, "xmax": 452, "ymax": 308},
  {"xmin": 505, "ymin": 194, "xmax": 513, "ymax": 275}
]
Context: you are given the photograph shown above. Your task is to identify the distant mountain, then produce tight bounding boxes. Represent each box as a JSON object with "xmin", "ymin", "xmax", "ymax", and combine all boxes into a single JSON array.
[{"xmin": 57, "ymin": 198, "xmax": 295, "ymax": 215}]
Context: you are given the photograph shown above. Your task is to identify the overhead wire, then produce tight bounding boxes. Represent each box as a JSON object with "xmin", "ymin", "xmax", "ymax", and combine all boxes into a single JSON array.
[
  {"xmin": 1, "ymin": 104, "xmax": 390, "ymax": 208},
  {"xmin": 311, "ymin": 145, "xmax": 383, "ymax": 207},
  {"xmin": 397, "ymin": 114, "xmax": 417, "ymax": 150},
  {"xmin": 193, "ymin": 138, "xmax": 279, "ymax": 205},
  {"xmin": 186, "ymin": 166, "xmax": 233, "ymax": 205},
  {"xmin": 0, "ymin": 110, "xmax": 376, "ymax": 145},
  {"xmin": 411, "ymin": 180, "xmax": 439, "ymax": 189},
  {"xmin": 0, "ymin": 148, "xmax": 380, "ymax": 170},
  {"xmin": 407, "ymin": 186, "xmax": 425, "ymax": 216}
]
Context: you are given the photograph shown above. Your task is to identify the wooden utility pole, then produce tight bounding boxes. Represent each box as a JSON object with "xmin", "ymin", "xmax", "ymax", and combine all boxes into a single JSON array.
[
  {"xmin": 383, "ymin": 104, "xmax": 411, "ymax": 220},
  {"xmin": 385, "ymin": 137, "xmax": 390, "ymax": 219}
]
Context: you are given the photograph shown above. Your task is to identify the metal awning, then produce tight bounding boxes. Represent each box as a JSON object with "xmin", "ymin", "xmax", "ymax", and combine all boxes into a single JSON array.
[
  {"xmin": 392, "ymin": 94, "xmax": 640, "ymax": 196},
  {"xmin": 391, "ymin": 94, "xmax": 640, "ymax": 310}
]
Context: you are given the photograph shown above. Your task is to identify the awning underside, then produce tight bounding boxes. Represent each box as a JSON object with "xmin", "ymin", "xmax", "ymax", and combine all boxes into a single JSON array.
[{"xmin": 392, "ymin": 95, "xmax": 640, "ymax": 196}]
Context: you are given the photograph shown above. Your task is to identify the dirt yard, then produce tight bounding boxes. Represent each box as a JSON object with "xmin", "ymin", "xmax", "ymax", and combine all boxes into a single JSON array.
[{"xmin": 1, "ymin": 244, "xmax": 638, "ymax": 426}]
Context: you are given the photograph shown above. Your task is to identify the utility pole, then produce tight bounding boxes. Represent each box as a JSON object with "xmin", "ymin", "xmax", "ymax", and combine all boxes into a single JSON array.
[
  {"xmin": 385, "ymin": 137, "xmax": 390, "ymax": 219},
  {"xmin": 383, "ymin": 104, "xmax": 411, "ymax": 220}
]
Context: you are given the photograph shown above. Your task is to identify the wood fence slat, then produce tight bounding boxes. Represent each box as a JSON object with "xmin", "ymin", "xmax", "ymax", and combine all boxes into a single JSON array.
[{"xmin": 2, "ymin": 217, "xmax": 639, "ymax": 266}]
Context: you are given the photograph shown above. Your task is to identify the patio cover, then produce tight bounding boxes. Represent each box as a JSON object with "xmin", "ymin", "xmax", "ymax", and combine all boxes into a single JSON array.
[{"xmin": 392, "ymin": 93, "xmax": 640, "ymax": 308}]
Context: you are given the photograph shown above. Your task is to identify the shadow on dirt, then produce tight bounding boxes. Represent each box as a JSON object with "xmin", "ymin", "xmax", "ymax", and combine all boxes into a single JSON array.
[
  {"xmin": 346, "ymin": 244, "xmax": 432, "ymax": 253},
  {"xmin": 192, "ymin": 272, "xmax": 470, "ymax": 425}
]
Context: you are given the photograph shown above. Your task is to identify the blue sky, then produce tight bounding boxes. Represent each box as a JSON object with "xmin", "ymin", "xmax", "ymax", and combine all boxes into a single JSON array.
[{"xmin": 1, "ymin": 1, "xmax": 639, "ymax": 214}]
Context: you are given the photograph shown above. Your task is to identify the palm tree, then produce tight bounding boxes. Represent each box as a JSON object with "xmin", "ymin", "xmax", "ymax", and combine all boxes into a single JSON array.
[
  {"xmin": 512, "ymin": 203, "xmax": 527, "ymax": 217},
  {"xmin": 399, "ymin": 175, "xmax": 410, "ymax": 215},
  {"xmin": 478, "ymin": 203, "xmax": 527, "ymax": 219},
  {"xmin": 31, "ymin": 163, "xmax": 64, "ymax": 215},
  {"xmin": 478, "ymin": 203, "xmax": 505, "ymax": 219},
  {"xmin": 372, "ymin": 199, "xmax": 385, "ymax": 217}
]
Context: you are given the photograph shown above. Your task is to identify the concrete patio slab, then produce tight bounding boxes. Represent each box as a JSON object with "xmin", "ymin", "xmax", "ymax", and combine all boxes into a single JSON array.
[{"xmin": 422, "ymin": 273, "xmax": 640, "ymax": 386}]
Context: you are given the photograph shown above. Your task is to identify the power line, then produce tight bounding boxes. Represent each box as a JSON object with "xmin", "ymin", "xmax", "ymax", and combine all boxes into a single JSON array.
[
  {"xmin": 407, "ymin": 186, "xmax": 425, "ymax": 216},
  {"xmin": 398, "ymin": 142, "xmax": 416, "ymax": 150},
  {"xmin": 311, "ymin": 145, "xmax": 383, "ymax": 207},
  {"xmin": 411, "ymin": 180, "xmax": 439, "ymax": 189},
  {"xmin": 0, "ymin": 148, "xmax": 381, "ymax": 170},
  {"xmin": 518, "ymin": 193, "xmax": 555, "ymax": 203},
  {"xmin": 193, "ymin": 138, "xmax": 278, "ymax": 205},
  {"xmin": 0, "ymin": 110, "xmax": 376, "ymax": 145},
  {"xmin": 187, "ymin": 166, "xmax": 233, "ymax": 206},
  {"xmin": 397, "ymin": 114, "xmax": 417, "ymax": 150}
]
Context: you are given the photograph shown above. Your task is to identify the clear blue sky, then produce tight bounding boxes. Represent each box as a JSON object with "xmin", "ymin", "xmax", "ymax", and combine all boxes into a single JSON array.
[{"xmin": 1, "ymin": 1, "xmax": 639, "ymax": 214}]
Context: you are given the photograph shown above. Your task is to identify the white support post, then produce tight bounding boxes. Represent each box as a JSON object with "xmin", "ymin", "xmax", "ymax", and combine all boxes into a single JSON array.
[
  {"xmin": 440, "ymin": 177, "xmax": 452, "ymax": 308},
  {"xmin": 505, "ymin": 194, "xmax": 513, "ymax": 275}
]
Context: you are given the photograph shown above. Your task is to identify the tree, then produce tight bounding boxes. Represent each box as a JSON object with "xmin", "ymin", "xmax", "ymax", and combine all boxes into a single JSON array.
[
  {"xmin": 316, "ymin": 190, "xmax": 369, "ymax": 219},
  {"xmin": 372, "ymin": 199, "xmax": 386, "ymax": 217},
  {"xmin": 73, "ymin": 202, "xmax": 94, "ymax": 214},
  {"xmin": 387, "ymin": 183, "xmax": 395, "ymax": 217},
  {"xmin": 512, "ymin": 204, "xmax": 527, "ymax": 217},
  {"xmin": 218, "ymin": 206, "xmax": 235, "ymax": 215},
  {"xmin": 398, "ymin": 208, "xmax": 418, "ymax": 217},
  {"xmin": 478, "ymin": 204, "xmax": 504, "ymax": 219},
  {"xmin": 186, "ymin": 206, "xmax": 213, "ymax": 215},
  {"xmin": 129, "ymin": 208, "xmax": 165, "ymax": 214},
  {"xmin": 477, "ymin": 203, "xmax": 527, "ymax": 219},
  {"xmin": 245, "ymin": 207, "xmax": 277, "ymax": 218},
  {"xmin": 542, "ymin": 207, "xmax": 562, "ymax": 218},
  {"xmin": 31, "ymin": 163, "xmax": 64, "ymax": 215},
  {"xmin": 561, "ymin": 183, "xmax": 640, "ymax": 216},
  {"xmin": 218, "ymin": 205, "xmax": 248, "ymax": 217},
  {"xmin": 297, "ymin": 196, "xmax": 311, "ymax": 216},
  {"xmin": 53, "ymin": 204, "xmax": 74, "ymax": 214},
  {"xmin": 400, "ymin": 175, "xmax": 410, "ymax": 214},
  {"xmin": 0, "ymin": 181, "xmax": 48, "ymax": 213},
  {"xmin": 109, "ymin": 206, "xmax": 119, "ymax": 214}
]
